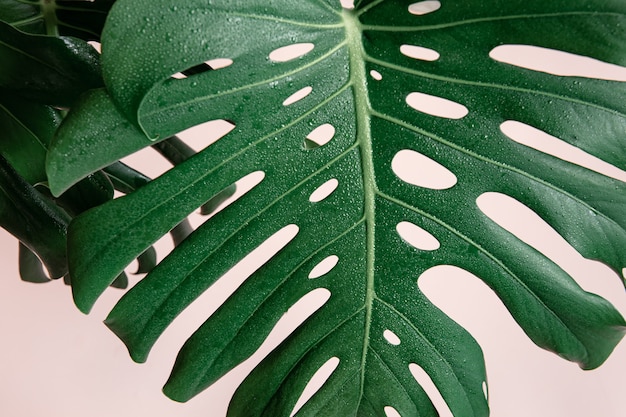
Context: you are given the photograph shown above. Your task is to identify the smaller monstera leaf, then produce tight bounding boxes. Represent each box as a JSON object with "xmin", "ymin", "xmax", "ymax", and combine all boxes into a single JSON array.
[
  {"xmin": 0, "ymin": 94, "xmax": 61, "ymax": 184},
  {"xmin": 0, "ymin": 155, "xmax": 69, "ymax": 278},
  {"xmin": 0, "ymin": 0, "xmax": 116, "ymax": 40},
  {"xmin": 0, "ymin": 20, "xmax": 102, "ymax": 107},
  {"xmin": 49, "ymin": 1, "xmax": 626, "ymax": 417}
]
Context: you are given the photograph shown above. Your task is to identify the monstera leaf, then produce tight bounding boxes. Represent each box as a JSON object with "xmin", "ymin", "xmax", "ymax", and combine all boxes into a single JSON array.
[
  {"xmin": 0, "ymin": 0, "xmax": 116, "ymax": 39},
  {"xmin": 46, "ymin": 0, "xmax": 626, "ymax": 416}
]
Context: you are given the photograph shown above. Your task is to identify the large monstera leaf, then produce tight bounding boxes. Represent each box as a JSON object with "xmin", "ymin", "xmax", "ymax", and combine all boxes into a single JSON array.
[{"xmin": 46, "ymin": 0, "xmax": 626, "ymax": 416}]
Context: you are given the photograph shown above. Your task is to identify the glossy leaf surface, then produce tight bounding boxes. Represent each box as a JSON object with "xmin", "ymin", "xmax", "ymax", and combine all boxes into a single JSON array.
[
  {"xmin": 0, "ymin": 20, "xmax": 102, "ymax": 106},
  {"xmin": 49, "ymin": 1, "xmax": 626, "ymax": 416}
]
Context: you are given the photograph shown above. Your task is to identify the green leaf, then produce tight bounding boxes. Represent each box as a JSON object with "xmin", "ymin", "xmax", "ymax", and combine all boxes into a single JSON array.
[
  {"xmin": 0, "ymin": 95, "xmax": 61, "ymax": 184},
  {"xmin": 46, "ymin": 88, "xmax": 152, "ymax": 196},
  {"xmin": 0, "ymin": 0, "xmax": 116, "ymax": 40},
  {"xmin": 0, "ymin": 20, "xmax": 103, "ymax": 106},
  {"xmin": 18, "ymin": 242, "xmax": 51, "ymax": 283},
  {"xmin": 0, "ymin": 154, "xmax": 69, "ymax": 278},
  {"xmin": 53, "ymin": 1, "xmax": 626, "ymax": 416},
  {"xmin": 103, "ymin": 161, "xmax": 151, "ymax": 194}
]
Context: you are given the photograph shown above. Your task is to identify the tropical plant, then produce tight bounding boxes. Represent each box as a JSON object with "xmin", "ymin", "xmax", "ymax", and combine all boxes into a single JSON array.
[{"xmin": 1, "ymin": 0, "xmax": 625, "ymax": 416}]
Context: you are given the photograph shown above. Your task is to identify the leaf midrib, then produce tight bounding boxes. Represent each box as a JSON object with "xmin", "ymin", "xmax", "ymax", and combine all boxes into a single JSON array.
[{"xmin": 342, "ymin": 8, "xmax": 377, "ymax": 410}]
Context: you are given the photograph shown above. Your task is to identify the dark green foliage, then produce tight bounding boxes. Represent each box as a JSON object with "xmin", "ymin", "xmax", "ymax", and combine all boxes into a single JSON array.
[{"xmin": 1, "ymin": 1, "xmax": 625, "ymax": 416}]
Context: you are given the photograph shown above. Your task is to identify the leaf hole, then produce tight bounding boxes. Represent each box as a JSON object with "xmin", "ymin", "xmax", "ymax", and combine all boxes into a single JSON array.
[
  {"xmin": 500, "ymin": 121, "xmax": 626, "ymax": 182},
  {"xmin": 490, "ymin": 45, "xmax": 626, "ymax": 81},
  {"xmin": 406, "ymin": 92, "xmax": 468, "ymax": 119},
  {"xmin": 171, "ymin": 58, "xmax": 233, "ymax": 79},
  {"xmin": 309, "ymin": 178, "xmax": 339, "ymax": 203},
  {"xmin": 408, "ymin": 1, "xmax": 441, "ymax": 15},
  {"xmin": 305, "ymin": 123, "xmax": 335, "ymax": 149},
  {"xmin": 214, "ymin": 224, "xmax": 299, "ymax": 300},
  {"xmin": 340, "ymin": 0, "xmax": 355, "ymax": 10},
  {"xmin": 384, "ymin": 406, "xmax": 402, "ymax": 417},
  {"xmin": 269, "ymin": 43, "xmax": 315, "ymax": 62},
  {"xmin": 308, "ymin": 255, "xmax": 339, "ymax": 279},
  {"xmin": 290, "ymin": 356, "xmax": 340, "ymax": 417},
  {"xmin": 408, "ymin": 363, "xmax": 453, "ymax": 417},
  {"xmin": 370, "ymin": 70, "xmax": 383, "ymax": 80},
  {"xmin": 205, "ymin": 58, "xmax": 233, "ymax": 70},
  {"xmin": 392, "ymin": 149, "xmax": 457, "ymax": 190},
  {"xmin": 476, "ymin": 192, "xmax": 620, "ymax": 300},
  {"xmin": 396, "ymin": 221, "xmax": 440, "ymax": 251},
  {"xmin": 283, "ymin": 86, "xmax": 313, "ymax": 106},
  {"xmin": 383, "ymin": 329, "xmax": 401, "ymax": 346},
  {"xmin": 87, "ymin": 41, "xmax": 101, "ymax": 53},
  {"xmin": 482, "ymin": 381, "xmax": 488, "ymax": 400},
  {"xmin": 176, "ymin": 119, "xmax": 236, "ymax": 152},
  {"xmin": 257, "ymin": 288, "xmax": 332, "ymax": 363},
  {"xmin": 400, "ymin": 44, "xmax": 440, "ymax": 61}
]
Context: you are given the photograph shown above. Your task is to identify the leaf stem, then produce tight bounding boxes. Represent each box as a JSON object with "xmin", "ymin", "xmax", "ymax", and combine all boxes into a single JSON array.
[{"xmin": 39, "ymin": 0, "xmax": 59, "ymax": 37}]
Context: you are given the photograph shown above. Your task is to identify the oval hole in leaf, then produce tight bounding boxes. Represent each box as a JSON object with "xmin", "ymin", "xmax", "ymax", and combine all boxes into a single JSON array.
[
  {"xmin": 500, "ymin": 121, "xmax": 626, "ymax": 181},
  {"xmin": 406, "ymin": 92, "xmax": 468, "ymax": 119},
  {"xmin": 400, "ymin": 44, "xmax": 440, "ymax": 61},
  {"xmin": 370, "ymin": 70, "xmax": 382, "ymax": 80},
  {"xmin": 309, "ymin": 178, "xmax": 339, "ymax": 203},
  {"xmin": 205, "ymin": 58, "xmax": 233, "ymax": 70},
  {"xmin": 396, "ymin": 221, "xmax": 440, "ymax": 251},
  {"xmin": 171, "ymin": 58, "xmax": 233, "ymax": 79},
  {"xmin": 384, "ymin": 406, "xmax": 401, "ymax": 417},
  {"xmin": 308, "ymin": 255, "xmax": 339, "ymax": 279},
  {"xmin": 392, "ymin": 149, "xmax": 457, "ymax": 190},
  {"xmin": 340, "ymin": 0, "xmax": 355, "ymax": 9},
  {"xmin": 490, "ymin": 45, "xmax": 626, "ymax": 81},
  {"xmin": 283, "ymin": 86, "xmax": 313, "ymax": 106},
  {"xmin": 476, "ymin": 192, "xmax": 620, "ymax": 301},
  {"xmin": 269, "ymin": 43, "xmax": 315, "ymax": 62},
  {"xmin": 483, "ymin": 381, "xmax": 488, "ymax": 400},
  {"xmin": 383, "ymin": 329, "xmax": 401, "ymax": 346},
  {"xmin": 290, "ymin": 356, "xmax": 340, "ymax": 417},
  {"xmin": 305, "ymin": 123, "xmax": 335, "ymax": 149},
  {"xmin": 177, "ymin": 119, "xmax": 236, "ymax": 152},
  {"xmin": 408, "ymin": 1, "xmax": 441, "ymax": 15},
  {"xmin": 409, "ymin": 363, "xmax": 453, "ymax": 417}
]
